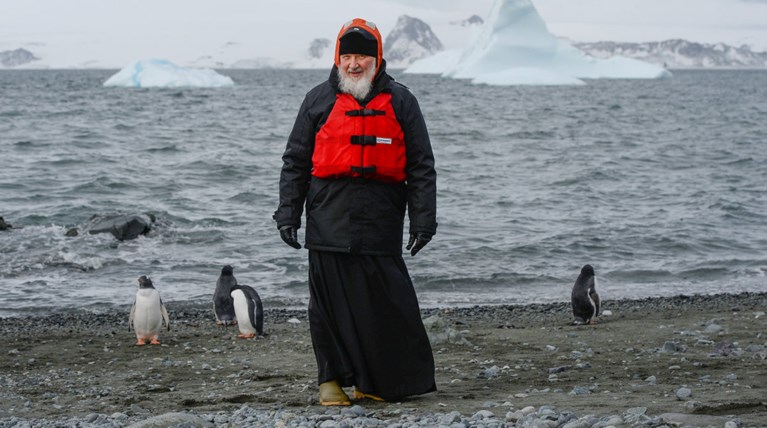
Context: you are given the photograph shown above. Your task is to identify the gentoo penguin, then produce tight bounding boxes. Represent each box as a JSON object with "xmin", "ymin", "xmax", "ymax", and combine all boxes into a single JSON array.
[
  {"xmin": 231, "ymin": 284, "xmax": 264, "ymax": 339},
  {"xmin": 571, "ymin": 264, "xmax": 600, "ymax": 325},
  {"xmin": 213, "ymin": 265, "xmax": 238, "ymax": 326},
  {"xmin": 129, "ymin": 276, "xmax": 170, "ymax": 345}
]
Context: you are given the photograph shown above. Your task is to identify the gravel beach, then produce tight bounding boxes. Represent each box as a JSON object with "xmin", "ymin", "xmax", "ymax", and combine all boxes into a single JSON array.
[{"xmin": 1, "ymin": 292, "xmax": 766, "ymax": 427}]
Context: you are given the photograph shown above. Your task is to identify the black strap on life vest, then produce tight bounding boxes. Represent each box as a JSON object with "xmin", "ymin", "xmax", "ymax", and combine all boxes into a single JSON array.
[
  {"xmin": 345, "ymin": 109, "xmax": 386, "ymax": 117},
  {"xmin": 350, "ymin": 135, "xmax": 377, "ymax": 146},
  {"xmin": 351, "ymin": 166, "xmax": 377, "ymax": 175}
]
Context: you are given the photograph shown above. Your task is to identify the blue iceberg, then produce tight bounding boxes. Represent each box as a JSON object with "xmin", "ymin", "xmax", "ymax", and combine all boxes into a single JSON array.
[
  {"xmin": 103, "ymin": 59, "xmax": 234, "ymax": 88},
  {"xmin": 406, "ymin": 0, "xmax": 672, "ymax": 85}
]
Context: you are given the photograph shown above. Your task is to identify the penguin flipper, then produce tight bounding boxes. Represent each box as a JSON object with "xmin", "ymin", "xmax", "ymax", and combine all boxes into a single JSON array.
[
  {"xmin": 129, "ymin": 300, "xmax": 136, "ymax": 331},
  {"xmin": 161, "ymin": 302, "xmax": 170, "ymax": 331},
  {"xmin": 254, "ymin": 294, "xmax": 264, "ymax": 336},
  {"xmin": 590, "ymin": 289, "xmax": 600, "ymax": 319}
]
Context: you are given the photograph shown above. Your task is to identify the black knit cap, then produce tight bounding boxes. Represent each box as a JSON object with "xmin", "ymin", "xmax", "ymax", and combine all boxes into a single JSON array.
[{"xmin": 338, "ymin": 27, "xmax": 378, "ymax": 57}]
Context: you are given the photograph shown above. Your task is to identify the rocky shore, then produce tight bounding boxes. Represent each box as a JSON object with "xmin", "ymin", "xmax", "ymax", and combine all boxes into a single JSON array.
[{"xmin": 1, "ymin": 292, "xmax": 766, "ymax": 427}]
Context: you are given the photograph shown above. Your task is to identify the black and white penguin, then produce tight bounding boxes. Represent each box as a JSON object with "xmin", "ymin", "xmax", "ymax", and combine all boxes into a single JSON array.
[
  {"xmin": 231, "ymin": 284, "xmax": 264, "ymax": 339},
  {"xmin": 571, "ymin": 264, "xmax": 600, "ymax": 325},
  {"xmin": 213, "ymin": 265, "xmax": 238, "ymax": 326},
  {"xmin": 129, "ymin": 276, "xmax": 170, "ymax": 345}
]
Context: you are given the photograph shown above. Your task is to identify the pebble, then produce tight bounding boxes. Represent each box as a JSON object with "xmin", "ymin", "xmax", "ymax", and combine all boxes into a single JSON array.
[
  {"xmin": 705, "ymin": 323, "xmax": 723, "ymax": 333},
  {"xmin": 661, "ymin": 341, "xmax": 678, "ymax": 353},
  {"xmin": 675, "ymin": 387, "xmax": 693, "ymax": 400}
]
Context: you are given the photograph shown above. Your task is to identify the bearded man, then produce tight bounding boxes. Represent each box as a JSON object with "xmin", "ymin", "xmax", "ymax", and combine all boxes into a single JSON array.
[{"xmin": 274, "ymin": 18, "xmax": 438, "ymax": 405}]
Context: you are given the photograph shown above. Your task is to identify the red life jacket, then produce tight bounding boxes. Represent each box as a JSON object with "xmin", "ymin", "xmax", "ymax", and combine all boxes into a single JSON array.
[{"xmin": 312, "ymin": 92, "xmax": 406, "ymax": 183}]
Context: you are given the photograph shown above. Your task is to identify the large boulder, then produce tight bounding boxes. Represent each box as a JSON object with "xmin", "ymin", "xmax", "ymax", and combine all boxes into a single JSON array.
[
  {"xmin": 86, "ymin": 213, "xmax": 155, "ymax": 240},
  {"xmin": 0, "ymin": 216, "xmax": 12, "ymax": 231}
]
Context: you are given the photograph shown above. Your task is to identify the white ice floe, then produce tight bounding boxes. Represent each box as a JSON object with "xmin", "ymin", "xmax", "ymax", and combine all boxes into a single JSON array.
[
  {"xmin": 103, "ymin": 59, "xmax": 234, "ymax": 88},
  {"xmin": 405, "ymin": 0, "xmax": 672, "ymax": 85}
]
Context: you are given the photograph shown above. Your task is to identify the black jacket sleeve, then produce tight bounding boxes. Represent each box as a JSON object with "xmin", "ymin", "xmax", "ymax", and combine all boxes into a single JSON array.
[
  {"xmin": 393, "ymin": 85, "xmax": 438, "ymax": 236},
  {"xmin": 274, "ymin": 89, "xmax": 321, "ymax": 229}
]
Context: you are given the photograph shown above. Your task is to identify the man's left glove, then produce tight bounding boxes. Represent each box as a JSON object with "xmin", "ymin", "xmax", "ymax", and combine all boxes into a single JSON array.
[
  {"xmin": 406, "ymin": 232, "xmax": 432, "ymax": 256},
  {"xmin": 279, "ymin": 225, "xmax": 302, "ymax": 249}
]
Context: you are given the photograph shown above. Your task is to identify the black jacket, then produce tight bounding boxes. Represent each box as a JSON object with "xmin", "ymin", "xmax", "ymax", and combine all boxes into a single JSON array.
[{"xmin": 274, "ymin": 61, "xmax": 437, "ymax": 255}]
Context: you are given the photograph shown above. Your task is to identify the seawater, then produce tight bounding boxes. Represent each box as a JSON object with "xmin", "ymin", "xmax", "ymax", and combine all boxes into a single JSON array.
[{"xmin": 1, "ymin": 69, "xmax": 765, "ymax": 317}]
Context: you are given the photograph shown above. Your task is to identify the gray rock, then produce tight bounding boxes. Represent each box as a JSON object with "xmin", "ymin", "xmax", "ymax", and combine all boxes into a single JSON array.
[
  {"xmin": 440, "ymin": 411, "xmax": 462, "ymax": 424},
  {"xmin": 478, "ymin": 365, "xmax": 500, "ymax": 379},
  {"xmin": 0, "ymin": 216, "xmax": 13, "ymax": 231},
  {"xmin": 705, "ymin": 323, "xmax": 723, "ymax": 333},
  {"xmin": 86, "ymin": 213, "xmax": 155, "ymax": 240},
  {"xmin": 659, "ymin": 413, "xmax": 732, "ymax": 427},
  {"xmin": 661, "ymin": 341, "xmax": 678, "ymax": 353},
  {"xmin": 472, "ymin": 410, "xmax": 494, "ymax": 420},
  {"xmin": 568, "ymin": 386, "xmax": 592, "ymax": 395},
  {"xmin": 622, "ymin": 407, "xmax": 648, "ymax": 424},
  {"xmin": 126, "ymin": 412, "xmax": 213, "ymax": 428},
  {"xmin": 675, "ymin": 387, "xmax": 693, "ymax": 400},
  {"xmin": 111, "ymin": 412, "xmax": 128, "ymax": 422},
  {"xmin": 562, "ymin": 416, "xmax": 592, "ymax": 428}
]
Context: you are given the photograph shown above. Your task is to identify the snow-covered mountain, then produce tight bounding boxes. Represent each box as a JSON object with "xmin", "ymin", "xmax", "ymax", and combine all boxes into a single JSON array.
[
  {"xmin": 0, "ymin": 48, "xmax": 39, "ymax": 68},
  {"xmin": 451, "ymin": 15, "xmax": 484, "ymax": 27},
  {"xmin": 573, "ymin": 39, "xmax": 767, "ymax": 69},
  {"xmin": 384, "ymin": 15, "xmax": 444, "ymax": 68},
  {"xmin": 307, "ymin": 38, "xmax": 332, "ymax": 60}
]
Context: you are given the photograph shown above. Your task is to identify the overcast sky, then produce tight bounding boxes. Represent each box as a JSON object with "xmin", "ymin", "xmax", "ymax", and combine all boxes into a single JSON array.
[{"xmin": 1, "ymin": 0, "xmax": 766, "ymax": 66}]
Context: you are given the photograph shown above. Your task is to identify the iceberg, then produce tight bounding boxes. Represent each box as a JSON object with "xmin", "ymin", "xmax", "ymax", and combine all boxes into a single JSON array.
[
  {"xmin": 405, "ymin": 0, "xmax": 672, "ymax": 85},
  {"xmin": 103, "ymin": 59, "xmax": 234, "ymax": 88}
]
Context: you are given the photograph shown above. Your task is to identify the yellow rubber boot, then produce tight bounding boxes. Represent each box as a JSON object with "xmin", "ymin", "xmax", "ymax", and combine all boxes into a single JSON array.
[
  {"xmin": 319, "ymin": 380, "xmax": 351, "ymax": 406},
  {"xmin": 353, "ymin": 387, "xmax": 385, "ymax": 402}
]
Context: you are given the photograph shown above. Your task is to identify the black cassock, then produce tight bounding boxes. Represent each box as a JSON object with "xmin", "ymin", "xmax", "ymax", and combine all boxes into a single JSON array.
[{"xmin": 307, "ymin": 250, "xmax": 436, "ymax": 400}]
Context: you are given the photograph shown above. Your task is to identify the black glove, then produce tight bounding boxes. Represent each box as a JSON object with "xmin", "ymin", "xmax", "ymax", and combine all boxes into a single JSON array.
[
  {"xmin": 279, "ymin": 225, "xmax": 301, "ymax": 249},
  {"xmin": 406, "ymin": 232, "xmax": 432, "ymax": 256}
]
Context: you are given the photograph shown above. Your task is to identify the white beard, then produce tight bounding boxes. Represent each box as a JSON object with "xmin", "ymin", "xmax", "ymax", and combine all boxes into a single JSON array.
[{"xmin": 337, "ymin": 60, "xmax": 376, "ymax": 101}]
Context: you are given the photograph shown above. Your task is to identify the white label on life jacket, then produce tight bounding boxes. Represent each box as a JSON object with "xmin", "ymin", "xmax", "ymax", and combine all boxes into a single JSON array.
[{"xmin": 376, "ymin": 137, "xmax": 392, "ymax": 145}]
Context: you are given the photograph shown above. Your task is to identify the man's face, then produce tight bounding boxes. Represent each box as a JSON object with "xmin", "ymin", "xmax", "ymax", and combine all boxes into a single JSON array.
[{"xmin": 339, "ymin": 54, "xmax": 376, "ymax": 81}]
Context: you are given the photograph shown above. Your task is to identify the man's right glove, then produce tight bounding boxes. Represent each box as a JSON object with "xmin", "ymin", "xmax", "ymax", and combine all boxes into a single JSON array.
[
  {"xmin": 406, "ymin": 232, "xmax": 432, "ymax": 256},
  {"xmin": 279, "ymin": 225, "xmax": 302, "ymax": 249}
]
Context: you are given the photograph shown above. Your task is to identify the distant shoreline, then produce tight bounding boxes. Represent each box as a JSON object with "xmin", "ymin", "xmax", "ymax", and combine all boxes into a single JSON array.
[{"xmin": 2, "ymin": 290, "xmax": 764, "ymax": 322}]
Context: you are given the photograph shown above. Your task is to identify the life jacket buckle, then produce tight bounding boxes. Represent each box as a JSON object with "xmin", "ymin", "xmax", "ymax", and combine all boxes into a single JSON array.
[
  {"xmin": 345, "ymin": 109, "xmax": 386, "ymax": 117},
  {"xmin": 350, "ymin": 135, "xmax": 377, "ymax": 146}
]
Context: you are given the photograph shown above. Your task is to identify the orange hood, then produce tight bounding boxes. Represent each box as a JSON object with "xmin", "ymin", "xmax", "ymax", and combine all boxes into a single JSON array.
[{"xmin": 334, "ymin": 18, "xmax": 383, "ymax": 77}]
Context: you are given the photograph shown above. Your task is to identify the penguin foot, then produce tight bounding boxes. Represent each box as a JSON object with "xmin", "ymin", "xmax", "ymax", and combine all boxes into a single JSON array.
[
  {"xmin": 319, "ymin": 380, "xmax": 351, "ymax": 406},
  {"xmin": 135, "ymin": 340, "xmax": 146, "ymax": 346},
  {"xmin": 588, "ymin": 319, "xmax": 599, "ymax": 325},
  {"xmin": 237, "ymin": 333, "xmax": 257, "ymax": 339},
  {"xmin": 150, "ymin": 339, "xmax": 161, "ymax": 345},
  {"xmin": 352, "ymin": 388, "xmax": 385, "ymax": 402},
  {"xmin": 571, "ymin": 317, "xmax": 587, "ymax": 326}
]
